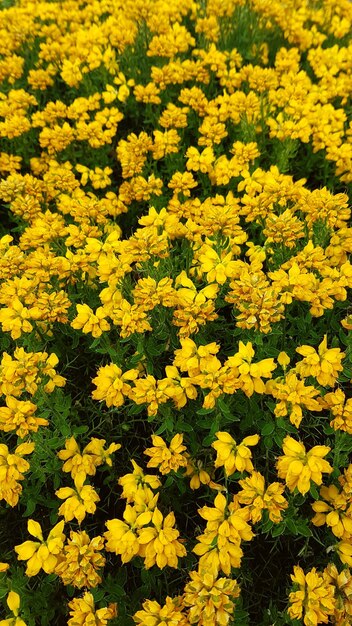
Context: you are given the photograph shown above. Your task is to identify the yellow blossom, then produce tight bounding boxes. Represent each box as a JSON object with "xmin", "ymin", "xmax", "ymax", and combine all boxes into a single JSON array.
[
  {"xmin": 0, "ymin": 591, "xmax": 27, "ymax": 626},
  {"xmin": 67, "ymin": 592, "xmax": 117, "ymax": 626},
  {"xmin": 118, "ymin": 460, "xmax": 162, "ymax": 502},
  {"xmin": 144, "ymin": 434, "xmax": 188, "ymax": 475},
  {"xmin": 105, "ymin": 504, "xmax": 144, "ymax": 564},
  {"xmin": 71, "ymin": 303, "xmax": 110, "ymax": 338},
  {"xmin": 183, "ymin": 571, "xmax": 240, "ymax": 626},
  {"xmin": 134, "ymin": 597, "xmax": 187, "ymax": 626},
  {"xmin": 296, "ymin": 335, "xmax": 345, "ymax": 387},
  {"xmin": 212, "ymin": 432, "xmax": 260, "ymax": 476},
  {"xmin": 55, "ymin": 473, "xmax": 100, "ymax": 524},
  {"xmin": 138, "ymin": 508, "xmax": 187, "ymax": 569},
  {"xmin": 14, "ymin": 519, "xmax": 65, "ymax": 576},
  {"xmin": 92, "ymin": 363, "xmax": 139, "ymax": 408},
  {"xmin": 276, "ymin": 436, "xmax": 333, "ymax": 495},
  {"xmin": 288, "ymin": 566, "xmax": 336, "ymax": 626},
  {"xmin": 225, "ymin": 341, "xmax": 276, "ymax": 397},
  {"xmin": 237, "ymin": 471, "xmax": 288, "ymax": 523},
  {"xmin": 55, "ymin": 530, "xmax": 105, "ymax": 589}
]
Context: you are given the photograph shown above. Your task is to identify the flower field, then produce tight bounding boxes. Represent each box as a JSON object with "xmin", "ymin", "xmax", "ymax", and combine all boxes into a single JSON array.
[{"xmin": 1, "ymin": 0, "xmax": 352, "ymax": 624}]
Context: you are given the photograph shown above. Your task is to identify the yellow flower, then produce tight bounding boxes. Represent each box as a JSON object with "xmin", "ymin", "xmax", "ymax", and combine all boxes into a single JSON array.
[
  {"xmin": 225, "ymin": 341, "xmax": 276, "ymax": 396},
  {"xmin": 183, "ymin": 571, "xmax": 240, "ymax": 626},
  {"xmin": 144, "ymin": 434, "xmax": 188, "ymax": 475},
  {"xmin": 173, "ymin": 338, "xmax": 221, "ymax": 377},
  {"xmin": 55, "ymin": 530, "xmax": 105, "ymax": 589},
  {"xmin": 266, "ymin": 371, "xmax": 322, "ymax": 428},
  {"xmin": 134, "ymin": 597, "xmax": 187, "ymax": 626},
  {"xmin": 237, "ymin": 471, "xmax": 288, "ymax": 523},
  {"xmin": 185, "ymin": 146, "xmax": 215, "ymax": 173},
  {"xmin": 184, "ymin": 455, "xmax": 223, "ymax": 491},
  {"xmin": 0, "ymin": 562, "xmax": 9, "ymax": 572},
  {"xmin": 276, "ymin": 436, "xmax": 333, "ymax": 495},
  {"xmin": 198, "ymin": 493, "xmax": 254, "ymax": 543},
  {"xmin": 194, "ymin": 494, "xmax": 253, "ymax": 576},
  {"xmin": 288, "ymin": 566, "xmax": 336, "ymax": 626},
  {"xmin": 0, "ymin": 298, "xmax": 33, "ymax": 339},
  {"xmin": 105, "ymin": 504, "xmax": 145, "ymax": 564},
  {"xmin": 14, "ymin": 519, "xmax": 65, "ymax": 576},
  {"xmin": 163, "ymin": 365, "xmax": 198, "ymax": 409},
  {"xmin": 92, "ymin": 363, "xmax": 139, "ymax": 408},
  {"xmin": 324, "ymin": 564, "xmax": 352, "ymax": 626},
  {"xmin": 198, "ymin": 243, "xmax": 238, "ymax": 284},
  {"xmin": 57, "ymin": 437, "xmax": 97, "ymax": 480},
  {"xmin": 55, "ymin": 473, "xmax": 100, "ymax": 524},
  {"xmin": 336, "ymin": 542, "xmax": 352, "ymax": 567},
  {"xmin": 193, "ymin": 531, "xmax": 243, "ymax": 577},
  {"xmin": 0, "ymin": 591, "xmax": 27, "ymax": 626},
  {"xmin": 0, "ymin": 395, "xmax": 47, "ymax": 438},
  {"xmin": 212, "ymin": 432, "xmax": 260, "ymax": 476},
  {"xmin": 128, "ymin": 375, "xmax": 170, "ymax": 417},
  {"xmin": 0, "ymin": 442, "xmax": 34, "ymax": 507},
  {"xmin": 277, "ymin": 351, "xmax": 290, "ymax": 369},
  {"xmin": 138, "ymin": 508, "xmax": 187, "ymax": 569},
  {"xmin": 71, "ymin": 303, "xmax": 110, "ymax": 338},
  {"xmin": 67, "ymin": 592, "xmax": 117, "ymax": 626},
  {"xmin": 311, "ymin": 484, "xmax": 352, "ymax": 539},
  {"xmin": 296, "ymin": 335, "xmax": 345, "ymax": 387},
  {"xmin": 83, "ymin": 438, "xmax": 121, "ymax": 469},
  {"xmin": 118, "ymin": 459, "xmax": 161, "ymax": 502},
  {"xmin": 322, "ymin": 388, "xmax": 352, "ymax": 434}
]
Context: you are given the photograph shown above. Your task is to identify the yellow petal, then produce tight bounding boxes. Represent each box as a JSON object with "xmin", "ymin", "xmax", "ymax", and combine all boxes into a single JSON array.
[
  {"xmin": 242, "ymin": 434, "xmax": 260, "ymax": 447},
  {"xmin": 15, "ymin": 540, "xmax": 39, "ymax": 561},
  {"xmin": 27, "ymin": 520, "xmax": 43, "ymax": 541},
  {"xmin": 7, "ymin": 591, "xmax": 20, "ymax": 614}
]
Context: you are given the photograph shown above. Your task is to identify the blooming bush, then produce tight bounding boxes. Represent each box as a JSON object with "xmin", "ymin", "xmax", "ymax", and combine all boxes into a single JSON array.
[{"xmin": 0, "ymin": 0, "xmax": 352, "ymax": 624}]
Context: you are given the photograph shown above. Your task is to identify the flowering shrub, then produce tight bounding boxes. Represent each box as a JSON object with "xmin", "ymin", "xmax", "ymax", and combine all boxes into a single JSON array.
[{"xmin": 0, "ymin": 0, "xmax": 352, "ymax": 624}]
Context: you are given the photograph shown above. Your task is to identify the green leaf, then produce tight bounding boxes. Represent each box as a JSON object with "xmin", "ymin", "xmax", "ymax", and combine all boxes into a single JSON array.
[
  {"xmin": 175, "ymin": 421, "xmax": 194, "ymax": 432},
  {"xmin": 197, "ymin": 407, "xmax": 215, "ymax": 416},
  {"xmin": 271, "ymin": 522, "xmax": 285, "ymax": 537},
  {"xmin": 264, "ymin": 435, "xmax": 273, "ymax": 449},
  {"xmin": 309, "ymin": 483, "xmax": 319, "ymax": 500},
  {"xmin": 73, "ymin": 425, "xmax": 89, "ymax": 434},
  {"xmin": 285, "ymin": 518, "xmax": 298, "ymax": 535},
  {"xmin": 295, "ymin": 522, "xmax": 312, "ymax": 538},
  {"xmin": 261, "ymin": 518, "xmax": 273, "ymax": 533},
  {"xmin": 23, "ymin": 498, "xmax": 36, "ymax": 517},
  {"xmin": 261, "ymin": 422, "xmax": 275, "ymax": 436}
]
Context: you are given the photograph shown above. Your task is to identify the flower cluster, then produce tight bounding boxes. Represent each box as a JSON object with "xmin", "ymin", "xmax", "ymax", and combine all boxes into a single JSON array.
[{"xmin": 1, "ymin": 0, "xmax": 352, "ymax": 623}]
